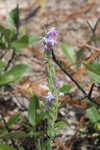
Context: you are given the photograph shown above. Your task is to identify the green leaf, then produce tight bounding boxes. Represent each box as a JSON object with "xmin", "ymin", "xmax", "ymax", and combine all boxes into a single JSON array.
[
  {"xmin": 37, "ymin": 139, "xmax": 42, "ymax": 150},
  {"xmin": 0, "ymin": 59, "xmax": 5, "ymax": 73},
  {"xmin": 0, "ymin": 144, "xmax": 16, "ymax": 150},
  {"xmin": 19, "ymin": 147, "xmax": 25, "ymax": 150},
  {"xmin": 11, "ymin": 34, "xmax": 40, "ymax": 50},
  {"xmin": 11, "ymin": 35, "xmax": 29, "ymax": 49},
  {"xmin": 37, "ymin": 110, "xmax": 46, "ymax": 123},
  {"xmin": 54, "ymin": 121, "xmax": 68, "ymax": 129},
  {"xmin": 28, "ymin": 95, "xmax": 40, "ymax": 126},
  {"xmin": 86, "ymin": 106, "xmax": 100, "ymax": 124},
  {"xmin": 85, "ymin": 62, "xmax": 100, "ymax": 83},
  {"xmin": 87, "ymin": 70, "xmax": 100, "ymax": 83},
  {"xmin": 61, "ymin": 43, "xmax": 76, "ymax": 63},
  {"xmin": 85, "ymin": 62, "xmax": 100, "ymax": 76},
  {"xmin": 28, "ymin": 35, "xmax": 41, "ymax": 44},
  {"xmin": 96, "ymin": 122, "xmax": 100, "ymax": 130},
  {"xmin": 59, "ymin": 84, "xmax": 72, "ymax": 93},
  {"xmin": 6, "ymin": 7, "xmax": 19, "ymax": 29},
  {"xmin": 0, "ymin": 131, "xmax": 28, "ymax": 139},
  {"xmin": 0, "ymin": 25, "xmax": 15, "ymax": 41},
  {"xmin": 0, "ymin": 25, "xmax": 15, "ymax": 49},
  {"xmin": 0, "ymin": 64, "xmax": 30, "ymax": 86},
  {"xmin": 7, "ymin": 113, "xmax": 20, "ymax": 128}
]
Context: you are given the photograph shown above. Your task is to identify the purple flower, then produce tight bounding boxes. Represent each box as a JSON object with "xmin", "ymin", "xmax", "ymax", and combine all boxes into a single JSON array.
[
  {"xmin": 54, "ymin": 76, "xmax": 60, "ymax": 87},
  {"xmin": 44, "ymin": 92, "xmax": 55, "ymax": 111},
  {"xmin": 44, "ymin": 103, "xmax": 49, "ymax": 111},
  {"xmin": 44, "ymin": 45, "xmax": 48, "ymax": 51},
  {"xmin": 42, "ymin": 37, "xmax": 56, "ymax": 46},
  {"xmin": 44, "ymin": 91, "xmax": 64, "ymax": 112},
  {"xmin": 47, "ymin": 39, "xmax": 56, "ymax": 46},
  {"xmin": 44, "ymin": 91, "xmax": 55, "ymax": 112},
  {"xmin": 59, "ymin": 92, "xmax": 64, "ymax": 97},
  {"xmin": 47, "ymin": 27, "xmax": 56, "ymax": 38},
  {"xmin": 45, "ymin": 92, "xmax": 55, "ymax": 102},
  {"xmin": 41, "ymin": 27, "xmax": 56, "ymax": 51}
]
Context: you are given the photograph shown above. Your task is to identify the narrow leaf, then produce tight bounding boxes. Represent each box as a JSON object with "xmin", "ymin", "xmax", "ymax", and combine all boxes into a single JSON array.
[
  {"xmin": 6, "ymin": 7, "xmax": 19, "ymax": 29},
  {"xmin": 87, "ymin": 70, "xmax": 100, "ymax": 83},
  {"xmin": 28, "ymin": 95, "xmax": 40, "ymax": 126},
  {"xmin": 85, "ymin": 62, "xmax": 100, "ymax": 83},
  {"xmin": 7, "ymin": 113, "xmax": 20, "ymax": 127},
  {"xmin": 54, "ymin": 121, "xmax": 68, "ymax": 128},
  {"xmin": 85, "ymin": 62, "xmax": 100, "ymax": 76},
  {"xmin": 0, "ymin": 131, "xmax": 28, "ymax": 139}
]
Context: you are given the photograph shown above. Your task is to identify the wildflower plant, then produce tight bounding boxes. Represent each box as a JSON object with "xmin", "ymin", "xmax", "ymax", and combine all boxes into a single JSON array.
[
  {"xmin": 1, "ymin": 5, "xmax": 100, "ymax": 150},
  {"xmin": 41, "ymin": 27, "xmax": 64, "ymax": 149}
]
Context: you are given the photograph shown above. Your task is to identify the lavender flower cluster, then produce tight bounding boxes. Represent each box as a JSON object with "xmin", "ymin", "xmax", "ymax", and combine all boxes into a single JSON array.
[
  {"xmin": 44, "ymin": 91, "xmax": 64, "ymax": 111},
  {"xmin": 44, "ymin": 77, "xmax": 64, "ymax": 111},
  {"xmin": 41, "ymin": 27, "xmax": 56, "ymax": 51}
]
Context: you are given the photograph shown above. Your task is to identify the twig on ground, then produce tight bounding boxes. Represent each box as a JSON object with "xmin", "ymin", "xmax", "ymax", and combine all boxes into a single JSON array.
[
  {"xmin": 87, "ymin": 17, "xmax": 100, "ymax": 47},
  {"xmin": 54, "ymin": 139, "xmax": 70, "ymax": 150},
  {"xmin": 68, "ymin": 114, "xmax": 85, "ymax": 149},
  {"xmin": 87, "ymin": 21, "xmax": 97, "ymax": 47},
  {"xmin": 77, "ymin": 40, "xmax": 100, "ymax": 52}
]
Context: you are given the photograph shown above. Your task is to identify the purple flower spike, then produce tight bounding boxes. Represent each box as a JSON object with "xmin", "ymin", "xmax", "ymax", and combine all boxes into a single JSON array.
[
  {"xmin": 45, "ymin": 92, "xmax": 55, "ymax": 102},
  {"xmin": 47, "ymin": 27, "xmax": 56, "ymax": 38}
]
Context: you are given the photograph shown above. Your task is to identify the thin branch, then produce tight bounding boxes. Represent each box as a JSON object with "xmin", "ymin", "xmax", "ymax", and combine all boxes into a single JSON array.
[
  {"xmin": 51, "ymin": 49, "xmax": 100, "ymax": 106},
  {"xmin": 94, "ymin": 17, "xmax": 100, "ymax": 34},
  {"xmin": 51, "ymin": 49, "xmax": 87, "ymax": 95},
  {"xmin": 87, "ymin": 17, "xmax": 100, "ymax": 48},
  {"xmin": 4, "ymin": 49, "xmax": 16, "ymax": 71},
  {"xmin": 20, "ymin": 6, "xmax": 40, "ymax": 25},
  {"xmin": 88, "ymin": 83, "xmax": 95, "ymax": 98},
  {"xmin": 87, "ymin": 21, "xmax": 97, "ymax": 47}
]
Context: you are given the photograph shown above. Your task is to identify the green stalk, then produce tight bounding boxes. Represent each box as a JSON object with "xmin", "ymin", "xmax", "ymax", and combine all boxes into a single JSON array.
[{"xmin": 46, "ymin": 55, "xmax": 59, "ymax": 148}]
